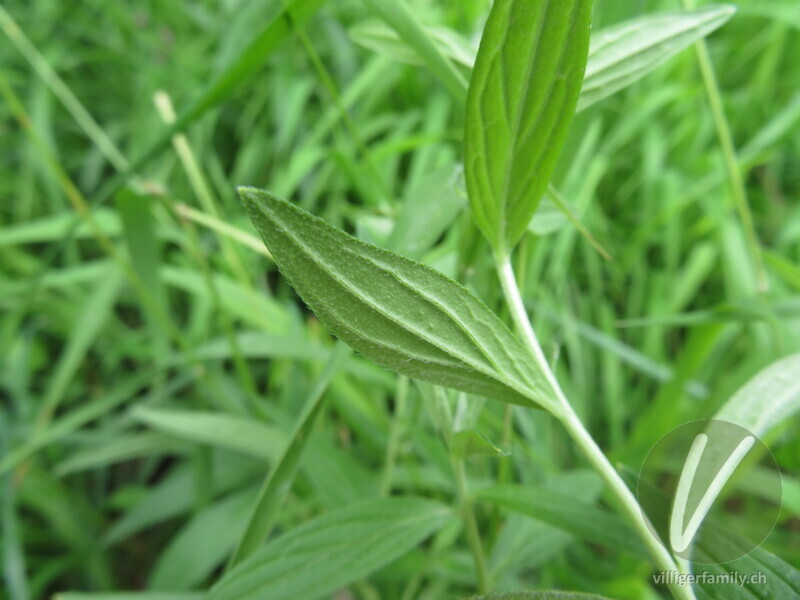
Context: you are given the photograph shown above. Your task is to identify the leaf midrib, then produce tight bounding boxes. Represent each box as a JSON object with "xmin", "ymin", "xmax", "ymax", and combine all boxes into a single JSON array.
[{"xmin": 266, "ymin": 201, "xmax": 542, "ymax": 403}]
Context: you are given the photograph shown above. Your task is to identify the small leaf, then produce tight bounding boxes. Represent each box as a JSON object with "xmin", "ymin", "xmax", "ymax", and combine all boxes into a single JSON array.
[
  {"xmin": 451, "ymin": 430, "xmax": 509, "ymax": 460},
  {"xmin": 713, "ymin": 353, "xmax": 800, "ymax": 437},
  {"xmin": 208, "ymin": 498, "xmax": 452, "ymax": 600},
  {"xmin": 464, "ymin": 0, "xmax": 593, "ymax": 252},
  {"xmin": 579, "ymin": 5, "xmax": 736, "ymax": 111},
  {"xmin": 239, "ymin": 187, "xmax": 556, "ymax": 412}
]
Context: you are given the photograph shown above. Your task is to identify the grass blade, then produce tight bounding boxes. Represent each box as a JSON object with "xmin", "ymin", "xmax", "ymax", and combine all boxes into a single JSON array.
[
  {"xmin": 96, "ymin": 0, "xmax": 326, "ymax": 203},
  {"xmin": 132, "ymin": 408, "xmax": 286, "ymax": 460},
  {"xmin": 359, "ymin": 0, "xmax": 467, "ymax": 102},
  {"xmin": 227, "ymin": 343, "xmax": 350, "ymax": 567}
]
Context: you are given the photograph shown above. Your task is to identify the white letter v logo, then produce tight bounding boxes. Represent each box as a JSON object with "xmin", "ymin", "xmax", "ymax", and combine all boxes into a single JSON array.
[{"xmin": 669, "ymin": 432, "xmax": 755, "ymax": 553}]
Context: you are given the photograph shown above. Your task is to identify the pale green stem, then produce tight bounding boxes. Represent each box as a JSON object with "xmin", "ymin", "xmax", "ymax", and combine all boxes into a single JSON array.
[
  {"xmin": 682, "ymin": 0, "xmax": 767, "ymax": 293},
  {"xmin": 452, "ymin": 457, "xmax": 490, "ymax": 594},
  {"xmin": 495, "ymin": 253, "xmax": 696, "ymax": 600}
]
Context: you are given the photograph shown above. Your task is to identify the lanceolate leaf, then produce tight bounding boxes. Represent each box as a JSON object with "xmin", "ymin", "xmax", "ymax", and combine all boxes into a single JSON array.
[
  {"xmin": 578, "ymin": 5, "xmax": 736, "ymax": 111},
  {"xmin": 464, "ymin": 0, "xmax": 592, "ymax": 252},
  {"xmin": 208, "ymin": 498, "xmax": 452, "ymax": 600},
  {"xmin": 713, "ymin": 353, "xmax": 800, "ymax": 437},
  {"xmin": 351, "ymin": 6, "xmax": 734, "ymax": 118},
  {"xmin": 240, "ymin": 187, "xmax": 556, "ymax": 411}
]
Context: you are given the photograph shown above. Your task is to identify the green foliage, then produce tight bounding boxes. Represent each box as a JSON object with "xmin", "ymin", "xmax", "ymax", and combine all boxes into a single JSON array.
[
  {"xmin": 578, "ymin": 5, "xmax": 736, "ymax": 111},
  {"xmin": 464, "ymin": 0, "xmax": 593, "ymax": 252},
  {"xmin": 2, "ymin": 0, "xmax": 799, "ymax": 598},
  {"xmin": 240, "ymin": 186, "xmax": 554, "ymax": 410},
  {"xmin": 209, "ymin": 498, "xmax": 452, "ymax": 600},
  {"xmin": 713, "ymin": 353, "xmax": 800, "ymax": 436}
]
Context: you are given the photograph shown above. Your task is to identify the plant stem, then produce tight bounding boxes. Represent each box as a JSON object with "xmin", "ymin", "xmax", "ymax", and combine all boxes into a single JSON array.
[
  {"xmin": 495, "ymin": 253, "xmax": 696, "ymax": 600},
  {"xmin": 682, "ymin": 0, "xmax": 767, "ymax": 293},
  {"xmin": 452, "ymin": 457, "xmax": 490, "ymax": 594}
]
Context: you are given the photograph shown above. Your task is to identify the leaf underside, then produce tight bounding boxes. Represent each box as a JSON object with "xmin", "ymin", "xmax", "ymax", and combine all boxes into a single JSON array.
[{"xmin": 240, "ymin": 187, "xmax": 554, "ymax": 410}]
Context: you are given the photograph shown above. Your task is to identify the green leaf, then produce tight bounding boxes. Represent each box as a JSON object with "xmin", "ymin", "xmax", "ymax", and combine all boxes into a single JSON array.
[
  {"xmin": 228, "ymin": 343, "xmax": 350, "ymax": 567},
  {"xmin": 464, "ymin": 0, "xmax": 593, "ymax": 252},
  {"xmin": 132, "ymin": 408, "xmax": 286, "ymax": 460},
  {"xmin": 37, "ymin": 263, "xmax": 123, "ymax": 424},
  {"xmin": 451, "ymin": 430, "xmax": 509, "ymax": 460},
  {"xmin": 55, "ymin": 432, "xmax": 188, "ymax": 476},
  {"xmin": 239, "ymin": 187, "xmax": 556, "ymax": 411},
  {"xmin": 695, "ymin": 538, "xmax": 800, "ymax": 600},
  {"xmin": 385, "ymin": 165, "xmax": 466, "ymax": 259},
  {"xmin": 208, "ymin": 498, "xmax": 452, "ymax": 600},
  {"xmin": 477, "ymin": 485, "xmax": 647, "ymax": 558},
  {"xmin": 713, "ymin": 354, "xmax": 800, "ymax": 437},
  {"xmin": 359, "ymin": 0, "xmax": 467, "ymax": 102},
  {"xmin": 349, "ymin": 19, "xmax": 475, "ymax": 69},
  {"xmin": 149, "ymin": 488, "xmax": 258, "ymax": 590},
  {"xmin": 579, "ymin": 5, "xmax": 736, "ymax": 111},
  {"xmin": 55, "ymin": 594, "xmax": 202, "ymax": 600},
  {"xmin": 462, "ymin": 592, "xmax": 614, "ymax": 600},
  {"xmin": 95, "ymin": 0, "xmax": 325, "ymax": 203}
]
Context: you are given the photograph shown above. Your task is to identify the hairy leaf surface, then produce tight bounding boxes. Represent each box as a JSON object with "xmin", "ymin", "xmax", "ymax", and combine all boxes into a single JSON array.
[
  {"xmin": 209, "ymin": 498, "xmax": 451, "ymax": 600},
  {"xmin": 240, "ymin": 187, "xmax": 554, "ymax": 410},
  {"xmin": 579, "ymin": 5, "xmax": 736, "ymax": 111},
  {"xmin": 464, "ymin": 0, "xmax": 592, "ymax": 251}
]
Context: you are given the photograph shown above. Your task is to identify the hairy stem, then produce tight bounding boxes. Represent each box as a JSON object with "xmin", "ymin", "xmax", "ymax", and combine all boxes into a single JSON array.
[{"xmin": 495, "ymin": 253, "xmax": 696, "ymax": 600}]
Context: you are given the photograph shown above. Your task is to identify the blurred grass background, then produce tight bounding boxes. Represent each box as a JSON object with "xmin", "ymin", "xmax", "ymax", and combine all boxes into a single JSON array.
[{"xmin": 0, "ymin": 0, "xmax": 798, "ymax": 598}]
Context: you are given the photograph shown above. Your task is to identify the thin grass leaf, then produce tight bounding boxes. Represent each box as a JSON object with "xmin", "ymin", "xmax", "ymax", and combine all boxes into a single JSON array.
[
  {"xmin": 0, "ymin": 209, "xmax": 120, "ymax": 246},
  {"xmin": 464, "ymin": 0, "xmax": 593, "ymax": 252},
  {"xmin": 36, "ymin": 264, "xmax": 123, "ymax": 425},
  {"xmin": 359, "ymin": 0, "xmax": 467, "ymax": 102},
  {"xmin": 349, "ymin": 19, "xmax": 475, "ymax": 68},
  {"xmin": 150, "ymin": 488, "xmax": 258, "ymax": 590},
  {"xmin": 132, "ymin": 408, "xmax": 286, "ymax": 460},
  {"xmin": 208, "ymin": 498, "xmax": 452, "ymax": 600},
  {"xmin": 1, "ymin": 416, "xmax": 30, "ymax": 600},
  {"xmin": 228, "ymin": 343, "xmax": 350, "ymax": 567},
  {"xmin": 103, "ymin": 456, "xmax": 258, "ymax": 547},
  {"xmin": 96, "ymin": 0, "xmax": 325, "ymax": 203},
  {"xmin": 55, "ymin": 594, "xmax": 203, "ymax": 600},
  {"xmin": 55, "ymin": 433, "xmax": 188, "ymax": 476},
  {"xmin": 0, "ymin": 371, "xmax": 189, "ymax": 476},
  {"xmin": 239, "ymin": 187, "xmax": 556, "ymax": 411}
]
